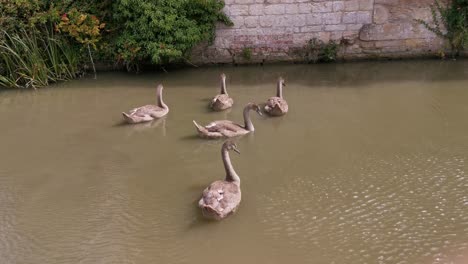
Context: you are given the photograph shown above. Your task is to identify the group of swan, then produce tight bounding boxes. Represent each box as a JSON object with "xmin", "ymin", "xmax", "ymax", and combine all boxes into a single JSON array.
[{"xmin": 121, "ymin": 74, "xmax": 289, "ymax": 220}]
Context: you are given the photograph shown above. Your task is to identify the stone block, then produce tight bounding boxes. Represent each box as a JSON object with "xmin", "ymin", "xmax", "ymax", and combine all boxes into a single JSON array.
[
  {"xmin": 235, "ymin": 0, "xmax": 255, "ymax": 3},
  {"xmin": 347, "ymin": 24, "xmax": 363, "ymax": 30},
  {"xmin": 375, "ymin": 0, "xmax": 398, "ymax": 5},
  {"xmin": 373, "ymin": 4, "xmax": 389, "ymax": 24},
  {"xmin": 230, "ymin": 5, "xmax": 249, "ymax": 16},
  {"xmin": 231, "ymin": 16, "xmax": 245, "ymax": 28},
  {"xmin": 331, "ymin": 31, "xmax": 344, "ymax": 40},
  {"xmin": 323, "ymin": 12, "xmax": 342, "ymax": 25},
  {"xmin": 306, "ymin": 13, "xmax": 323, "ymax": 25},
  {"xmin": 301, "ymin": 25, "xmax": 323, "ymax": 32},
  {"xmin": 333, "ymin": 1, "xmax": 345, "ymax": 12},
  {"xmin": 343, "ymin": 12, "xmax": 357, "ymax": 24},
  {"xmin": 249, "ymin": 4, "xmax": 263, "ymax": 16},
  {"xmin": 292, "ymin": 14, "xmax": 307, "ymax": 27},
  {"xmin": 311, "ymin": 2, "xmax": 333, "ymax": 13},
  {"xmin": 259, "ymin": 15, "xmax": 277, "ymax": 27},
  {"xmin": 359, "ymin": 0, "xmax": 374, "ymax": 11},
  {"xmin": 356, "ymin": 11, "xmax": 372, "ymax": 23},
  {"xmin": 298, "ymin": 3, "xmax": 312, "ymax": 13},
  {"xmin": 244, "ymin": 16, "xmax": 259, "ymax": 28},
  {"xmin": 285, "ymin": 4, "xmax": 299, "ymax": 14},
  {"xmin": 344, "ymin": 0, "xmax": 360, "ymax": 11},
  {"xmin": 325, "ymin": 24, "xmax": 347, "ymax": 31},
  {"xmin": 359, "ymin": 23, "xmax": 402, "ymax": 41},
  {"xmin": 264, "ymin": 4, "xmax": 285, "ymax": 15},
  {"xmin": 319, "ymin": 32, "xmax": 331, "ymax": 42},
  {"xmin": 375, "ymin": 40, "xmax": 406, "ymax": 48}
]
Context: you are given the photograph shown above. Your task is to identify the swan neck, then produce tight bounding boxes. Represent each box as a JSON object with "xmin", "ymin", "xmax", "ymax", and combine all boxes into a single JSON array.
[
  {"xmin": 243, "ymin": 106, "xmax": 254, "ymax": 131},
  {"xmin": 276, "ymin": 81, "xmax": 283, "ymax": 98},
  {"xmin": 157, "ymin": 88, "xmax": 168, "ymax": 109},
  {"xmin": 222, "ymin": 148, "xmax": 240, "ymax": 183},
  {"xmin": 220, "ymin": 78, "xmax": 227, "ymax": 95}
]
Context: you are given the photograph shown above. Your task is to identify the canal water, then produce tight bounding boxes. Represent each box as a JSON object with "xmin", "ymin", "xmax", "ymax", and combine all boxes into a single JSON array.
[{"xmin": 0, "ymin": 60, "xmax": 467, "ymax": 264}]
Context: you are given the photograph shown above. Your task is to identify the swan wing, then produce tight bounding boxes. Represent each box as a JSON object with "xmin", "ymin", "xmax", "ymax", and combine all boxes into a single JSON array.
[
  {"xmin": 129, "ymin": 105, "xmax": 164, "ymax": 117},
  {"xmin": 205, "ymin": 120, "xmax": 242, "ymax": 133},
  {"xmin": 200, "ymin": 181, "xmax": 241, "ymax": 214}
]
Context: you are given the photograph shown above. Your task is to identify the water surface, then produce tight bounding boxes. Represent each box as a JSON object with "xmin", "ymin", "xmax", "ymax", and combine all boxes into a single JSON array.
[{"xmin": 1, "ymin": 60, "xmax": 468, "ymax": 264}]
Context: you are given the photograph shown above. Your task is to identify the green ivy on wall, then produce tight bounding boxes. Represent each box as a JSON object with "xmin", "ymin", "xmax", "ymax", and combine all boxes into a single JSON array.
[{"xmin": 416, "ymin": 0, "xmax": 468, "ymax": 57}]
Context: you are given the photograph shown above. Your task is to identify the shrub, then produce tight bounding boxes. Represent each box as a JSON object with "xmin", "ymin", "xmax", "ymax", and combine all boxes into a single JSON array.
[
  {"xmin": 241, "ymin": 47, "xmax": 252, "ymax": 60},
  {"xmin": 305, "ymin": 38, "xmax": 340, "ymax": 63},
  {"xmin": 112, "ymin": 0, "xmax": 232, "ymax": 68},
  {"xmin": 0, "ymin": 0, "xmax": 42, "ymax": 32},
  {"xmin": 0, "ymin": 0, "xmax": 232, "ymax": 87},
  {"xmin": 416, "ymin": 0, "xmax": 468, "ymax": 57}
]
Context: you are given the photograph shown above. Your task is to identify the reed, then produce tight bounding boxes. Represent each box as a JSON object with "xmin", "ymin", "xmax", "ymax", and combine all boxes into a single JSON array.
[{"xmin": 0, "ymin": 30, "xmax": 81, "ymax": 89}]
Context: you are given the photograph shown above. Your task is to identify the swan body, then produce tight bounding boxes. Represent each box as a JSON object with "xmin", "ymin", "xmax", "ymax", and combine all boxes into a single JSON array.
[
  {"xmin": 122, "ymin": 84, "xmax": 169, "ymax": 124},
  {"xmin": 193, "ymin": 103, "xmax": 262, "ymax": 139},
  {"xmin": 265, "ymin": 77, "xmax": 288, "ymax": 116},
  {"xmin": 210, "ymin": 73, "xmax": 233, "ymax": 111},
  {"xmin": 199, "ymin": 141, "xmax": 242, "ymax": 220}
]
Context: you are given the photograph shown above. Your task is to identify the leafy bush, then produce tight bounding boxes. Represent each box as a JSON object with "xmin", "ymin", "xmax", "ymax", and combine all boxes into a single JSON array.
[
  {"xmin": 0, "ymin": 0, "xmax": 231, "ymax": 88},
  {"xmin": 112, "ymin": 0, "xmax": 232, "ymax": 68},
  {"xmin": 241, "ymin": 47, "xmax": 253, "ymax": 60},
  {"xmin": 416, "ymin": 0, "xmax": 468, "ymax": 57},
  {"xmin": 305, "ymin": 38, "xmax": 340, "ymax": 63},
  {"xmin": 0, "ymin": 0, "xmax": 42, "ymax": 32}
]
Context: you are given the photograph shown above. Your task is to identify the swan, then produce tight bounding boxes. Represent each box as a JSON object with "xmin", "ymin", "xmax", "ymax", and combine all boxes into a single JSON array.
[
  {"xmin": 264, "ymin": 77, "xmax": 288, "ymax": 116},
  {"xmin": 122, "ymin": 84, "xmax": 169, "ymax": 124},
  {"xmin": 199, "ymin": 141, "xmax": 242, "ymax": 220},
  {"xmin": 210, "ymin": 73, "xmax": 233, "ymax": 111},
  {"xmin": 193, "ymin": 103, "xmax": 262, "ymax": 139}
]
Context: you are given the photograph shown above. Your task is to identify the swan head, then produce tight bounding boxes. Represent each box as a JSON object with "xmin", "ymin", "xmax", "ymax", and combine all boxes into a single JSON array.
[
  {"xmin": 248, "ymin": 103, "xmax": 263, "ymax": 116},
  {"xmin": 278, "ymin": 77, "xmax": 286, "ymax": 87},
  {"xmin": 157, "ymin": 84, "xmax": 164, "ymax": 92},
  {"xmin": 223, "ymin": 140, "xmax": 240, "ymax": 154},
  {"xmin": 220, "ymin": 73, "xmax": 226, "ymax": 80}
]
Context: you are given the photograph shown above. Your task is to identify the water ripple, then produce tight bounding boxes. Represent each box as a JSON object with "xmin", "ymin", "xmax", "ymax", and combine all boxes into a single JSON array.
[{"xmin": 258, "ymin": 153, "xmax": 468, "ymax": 263}]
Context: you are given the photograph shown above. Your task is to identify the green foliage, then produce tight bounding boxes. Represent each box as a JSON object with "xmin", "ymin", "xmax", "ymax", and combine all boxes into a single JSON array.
[
  {"xmin": 112, "ymin": 0, "xmax": 232, "ymax": 67},
  {"xmin": 0, "ymin": 0, "xmax": 232, "ymax": 87},
  {"xmin": 55, "ymin": 8, "xmax": 106, "ymax": 48},
  {"xmin": 305, "ymin": 38, "xmax": 340, "ymax": 63},
  {"xmin": 241, "ymin": 47, "xmax": 252, "ymax": 60},
  {"xmin": 0, "ymin": 0, "xmax": 42, "ymax": 32},
  {"xmin": 415, "ymin": 0, "xmax": 468, "ymax": 57},
  {"xmin": 0, "ymin": 30, "xmax": 81, "ymax": 89}
]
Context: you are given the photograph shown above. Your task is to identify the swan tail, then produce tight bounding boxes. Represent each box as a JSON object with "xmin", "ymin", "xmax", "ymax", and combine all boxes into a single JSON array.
[
  {"xmin": 192, "ymin": 120, "xmax": 207, "ymax": 133},
  {"xmin": 201, "ymin": 205, "xmax": 222, "ymax": 220},
  {"xmin": 122, "ymin": 112, "xmax": 135, "ymax": 123}
]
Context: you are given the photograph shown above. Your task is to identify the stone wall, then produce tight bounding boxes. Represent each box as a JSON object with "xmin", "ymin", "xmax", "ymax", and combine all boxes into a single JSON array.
[{"xmin": 191, "ymin": 0, "xmax": 448, "ymax": 64}]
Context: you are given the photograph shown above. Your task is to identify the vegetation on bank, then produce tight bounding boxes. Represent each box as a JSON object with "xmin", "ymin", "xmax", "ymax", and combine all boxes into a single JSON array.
[
  {"xmin": 416, "ymin": 0, "xmax": 468, "ymax": 58},
  {"xmin": 0, "ymin": 0, "xmax": 231, "ymax": 88}
]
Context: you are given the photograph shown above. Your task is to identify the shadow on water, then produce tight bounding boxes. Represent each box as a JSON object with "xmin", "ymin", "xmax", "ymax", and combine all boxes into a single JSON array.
[
  {"xmin": 185, "ymin": 198, "xmax": 219, "ymax": 230},
  {"xmin": 113, "ymin": 117, "xmax": 166, "ymax": 128},
  {"xmin": 1, "ymin": 60, "xmax": 467, "ymax": 94},
  {"xmin": 140, "ymin": 59, "xmax": 468, "ymax": 88},
  {"xmin": 180, "ymin": 134, "xmax": 203, "ymax": 141}
]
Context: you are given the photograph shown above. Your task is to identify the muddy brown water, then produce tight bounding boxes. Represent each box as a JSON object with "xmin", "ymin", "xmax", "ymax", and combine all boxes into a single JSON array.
[{"xmin": 1, "ymin": 60, "xmax": 468, "ymax": 264}]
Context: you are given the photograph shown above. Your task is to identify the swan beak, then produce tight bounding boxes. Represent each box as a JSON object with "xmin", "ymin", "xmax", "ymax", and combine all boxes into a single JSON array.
[{"xmin": 233, "ymin": 146, "xmax": 241, "ymax": 154}]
